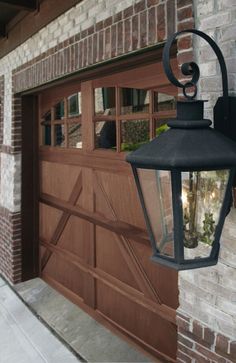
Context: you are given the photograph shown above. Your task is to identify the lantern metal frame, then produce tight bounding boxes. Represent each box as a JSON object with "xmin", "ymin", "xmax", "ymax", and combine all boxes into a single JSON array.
[{"xmin": 126, "ymin": 29, "xmax": 236, "ymax": 270}]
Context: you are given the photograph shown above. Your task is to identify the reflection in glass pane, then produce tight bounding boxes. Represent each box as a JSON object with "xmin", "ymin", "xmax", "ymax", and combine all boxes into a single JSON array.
[
  {"xmin": 155, "ymin": 119, "xmax": 169, "ymax": 136},
  {"xmin": 121, "ymin": 120, "xmax": 149, "ymax": 151},
  {"xmin": 41, "ymin": 122, "xmax": 51, "ymax": 146},
  {"xmin": 44, "ymin": 111, "xmax": 51, "ymax": 122},
  {"xmin": 41, "ymin": 111, "xmax": 51, "ymax": 146},
  {"xmin": 94, "ymin": 88, "xmax": 116, "ymax": 116},
  {"xmin": 68, "ymin": 123, "xmax": 82, "ymax": 148},
  {"xmin": 68, "ymin": 93, "xmax": 81, "ymax": 117},
  {"xmin": 55, "ymin": 100, "xmax": 64, "ymax": 120},
  {"xmin": 154, "ymin": 92, "xmax": 176, "ymax": 112},
  {"xmin": 182, "ymin": 170, "xmax": 229, "ymax": 259},
  {"xmin": 121, "ymin": 88, "xmax": 149, "ymax": 114},
  {"xmin": 54, "ymin": 124, "xmax": 65, "ymax": 147},
  {"xmin": 138, "ymin": 169, "xmax": 174, "ymax": 257},
  {"xmin": 95, "ymin": 121, "xmax": 116, "ymax": 149}
]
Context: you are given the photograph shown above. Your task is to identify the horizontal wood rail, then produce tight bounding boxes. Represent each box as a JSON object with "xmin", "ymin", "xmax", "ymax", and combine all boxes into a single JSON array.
[
  {"xmin": 97, "ymin": 311, "xmax": 177, "ymax": 363},
  {"xmin": 93, "ymin": 110, "xmax": 176, "ymax": 122},
  {"xmin": 41, "ymin": 238, "xmax": 176, "ymax": 324},
  {"xmin": 40, "ymin": 193, "xmax": 149, "ymax": 246},
  {"xmin": 39, "ymin": 148, "xmax": 131, "ymax": 175}
]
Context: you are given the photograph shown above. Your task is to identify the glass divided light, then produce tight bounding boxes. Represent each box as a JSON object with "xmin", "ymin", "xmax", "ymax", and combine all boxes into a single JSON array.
[
  {"xmin": 121, "ymin": 88, "xmax": 149, "ymax": 114},
  {"xmin": 93, "ymin": 85, "xmax": 177, "ymax": 152},
  {"xmin": 121, "ymin": 119, "xmax": 149, "ymax": 152},
  {"xmin": 68, "ymin": 93, "xmax": 82, "ymax": 117},
  {"xmin": 94, "ymin": 87, "xmax": 116, "ymax": 116},
  {"xmin": 182, "ymin": 170, "xmax": 229, "ymax": 259},
  {"xmin": 40, "ymin": 91, "xmax": 82, "ymax": 148},
  {"xmin": 95, "ymin": 121, "xmax": 116, "ymax": 150}
]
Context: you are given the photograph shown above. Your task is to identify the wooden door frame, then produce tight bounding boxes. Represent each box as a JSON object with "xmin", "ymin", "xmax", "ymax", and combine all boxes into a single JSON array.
[{"xmin": 21, "ymin": 94, "xmax": 39, "ymax": 281}]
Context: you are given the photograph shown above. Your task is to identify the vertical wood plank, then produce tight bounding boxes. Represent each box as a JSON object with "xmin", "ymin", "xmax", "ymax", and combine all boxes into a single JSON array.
[
  {"xmin": 81, "ymin": 168, "xmax": 96, "ymax": 309},
  {"xmin": 81, "ymin": 81, "xmax": 96, "ymax": 307}
]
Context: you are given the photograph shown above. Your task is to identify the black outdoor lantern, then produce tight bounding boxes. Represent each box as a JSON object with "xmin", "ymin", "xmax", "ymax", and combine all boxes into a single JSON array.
[{"xmin": 126, "ymin": 29, "xmax": 236, "ymax": 270}]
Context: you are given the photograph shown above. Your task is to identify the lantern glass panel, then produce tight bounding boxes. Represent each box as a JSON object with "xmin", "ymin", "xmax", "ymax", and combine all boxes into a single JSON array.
[
  {"xmin": 181, "ymin": 170, "xmax": 230, "ymax": 259},
  {"xmin": 137, "ymin": 169, "xmax": 174, "ymax": 257}
]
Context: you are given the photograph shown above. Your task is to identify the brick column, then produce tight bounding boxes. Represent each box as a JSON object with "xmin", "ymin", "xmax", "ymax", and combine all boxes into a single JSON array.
[{"xmin": 176, "ymin": 1, "xmax": 236, "ymax": 361}]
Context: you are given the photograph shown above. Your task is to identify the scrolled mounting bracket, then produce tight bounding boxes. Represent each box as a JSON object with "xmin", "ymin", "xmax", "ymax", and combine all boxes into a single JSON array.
[
  {"xmin": 163, "ymin": 28, "xmax": 236, "ymax": 189},
  {"xmin": 162, "ymin": 29, "xmax": 229, "ymax": 112}
]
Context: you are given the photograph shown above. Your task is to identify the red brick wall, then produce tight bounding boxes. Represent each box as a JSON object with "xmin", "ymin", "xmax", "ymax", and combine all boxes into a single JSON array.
[
  {"xmin": 0, "ymin": 207, "xmax": 21, "ymax": 283},
  {"xmin": 12, "ymin": 0, "xmax": 194, "ymax": 94},
  {"xmin": 0, "ymin": 75, "xmax": 4, "ymax": 146},
  {"xmin": 177, "ymin": 314, "xmax": 235, "ymax": 363},
  {"xmin": 0, "ymin": 92, "xmax": 22, "ymax": 283}
]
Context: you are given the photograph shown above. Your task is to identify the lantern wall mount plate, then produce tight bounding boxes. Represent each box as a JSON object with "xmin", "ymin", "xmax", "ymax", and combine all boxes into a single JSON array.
[{"xmin": 126, "ymin": 29, "xmax": 236, "ymax": 270}]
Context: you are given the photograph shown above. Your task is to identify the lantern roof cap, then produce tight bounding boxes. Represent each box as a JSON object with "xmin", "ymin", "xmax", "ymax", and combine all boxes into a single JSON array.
[{"xmin": 126, "ymin": 101, "xmax": 236, "ymax": 170}]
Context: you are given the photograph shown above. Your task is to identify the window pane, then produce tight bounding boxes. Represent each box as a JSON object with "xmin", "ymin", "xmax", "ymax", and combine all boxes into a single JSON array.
[
  {"xmin": 182, "ymin": 170, "xmax": 230, "ymax": 259},
  {"xmin": 121, "ymin": 119, "xmax": 149, "ymax": 151},
  {"xmin": 41, "ymin": 111, "xmax": 51, "ymax": 146},
  {"xmin": 121, "ymin": 88, "xmax": 149, "ymax": 115},
  {"xmin": 68, "ymin": 123, "xmax": 82, "ymax": 148},
  {"xmin": 41, "ymin": 123, "xmax": 51, "ymax": 146},
  {"xmin": 68, "ymin": 93, "xmax": 81, "ymax": 117},
  {"xmin": 44, "ymin": 111, "xmax": 51, "ymax": 122},
  {"xmin": 137, "ymin": 169, "xmax": 174, "ymax": 257},
  {"xmin": 94, "ymin": 87, "xmax": 116, "ymax": 116},
  {"xmin": 54, "ymin": 124, "xmax": 65, "ymax": 147},
  {"xmin": 95, "ymin": 121, "xmax": 116, "ymax": 149},
  {"xmin": 55, "ymin": 100, "xmax": 64, "ymax": 120},
  {"xmin": 154, "ymin": 92, "xmax": 176, "ymax": 112}
]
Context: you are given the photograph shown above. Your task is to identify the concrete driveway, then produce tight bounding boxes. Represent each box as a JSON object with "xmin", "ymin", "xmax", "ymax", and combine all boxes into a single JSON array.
[{"xmin": 0, "ymin": 277, "xmax": 80, "ymax": 363}]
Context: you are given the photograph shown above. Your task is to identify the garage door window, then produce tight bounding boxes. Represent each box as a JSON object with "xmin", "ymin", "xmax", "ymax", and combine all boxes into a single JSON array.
[
  {"xmin": 40, "ymin": 91, "xmax": 82, "ymax": 148},
  {"xmin": 93, "ymin": 86, "xmax": 176, "ymax": 152}
]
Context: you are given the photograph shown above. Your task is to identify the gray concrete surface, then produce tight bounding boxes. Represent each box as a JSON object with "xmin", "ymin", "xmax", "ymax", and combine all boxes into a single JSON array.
[
  {"xmin": 0, "ymin": 277, "xmax": 80, "ymax": 363},
  {"xmin": 15, "ymin": 278, "xmax": 153, "ymax": 363}
]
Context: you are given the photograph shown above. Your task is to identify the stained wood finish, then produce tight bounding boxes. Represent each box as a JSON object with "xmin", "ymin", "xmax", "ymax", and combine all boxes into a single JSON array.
[{"xmin": 39, "ymin": 61, "xmax": 179, "ymax": 362}]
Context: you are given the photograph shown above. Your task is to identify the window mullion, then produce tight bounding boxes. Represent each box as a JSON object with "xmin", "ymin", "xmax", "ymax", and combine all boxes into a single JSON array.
[
  {"xmin": 149, "ymin": 90, "xmax": 155, "ymax": 139},
  {"xmin": 116, "ymin": 86, "xmax": 121, "ymax": 153},
  {"xmin": 64, "ymin": 97, "xmax": 68, "ymax": 148},
  {"xmin": 51, "ymin": 106, "xmax": 55, "ymax": 146}
]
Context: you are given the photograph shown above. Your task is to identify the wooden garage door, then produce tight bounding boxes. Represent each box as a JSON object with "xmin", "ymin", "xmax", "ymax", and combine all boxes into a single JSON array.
[{"xmin": 39, "ymin": 61, "xmax": 179, "ymax": 362}]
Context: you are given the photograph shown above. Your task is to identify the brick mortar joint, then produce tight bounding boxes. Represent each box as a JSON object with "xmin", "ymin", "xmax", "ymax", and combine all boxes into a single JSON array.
[
  {"xmin": 12, "ymin": 0, "xmax": 181, "ymax": 77},
  {"xmin": 177, "ymin": 312, "xmax": 235, "ymax": 352}
]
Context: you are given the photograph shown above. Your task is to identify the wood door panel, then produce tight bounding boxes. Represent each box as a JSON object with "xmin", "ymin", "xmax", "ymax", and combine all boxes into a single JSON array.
[
  {"xmin": 40, "ymin": 161, "xmax": 82, "ymax": 202},
  {"xmin": 96, "ymin": 280, "xmax": 177, "ymax": 361},
  {"xmin": 43, "ymin": 253, "xmax": 85, "ymax": 298},
  {"xmin": 39, "ymin": 203, "xmax": 63, "ymax": 241},
  {"xmin": 129, "ymin": 240, "xmax": 178, "ymax": 309},
  {"xmin": 96, "ymin": 226, "xmax": 140, "ymax": 291},
  {"xmin": 94, "ymin": 170, "xmax": 146, "ymax": 228},
  {"xmin": 58, "ymin": 216, "xmax": 89, "ymax": 260}
]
